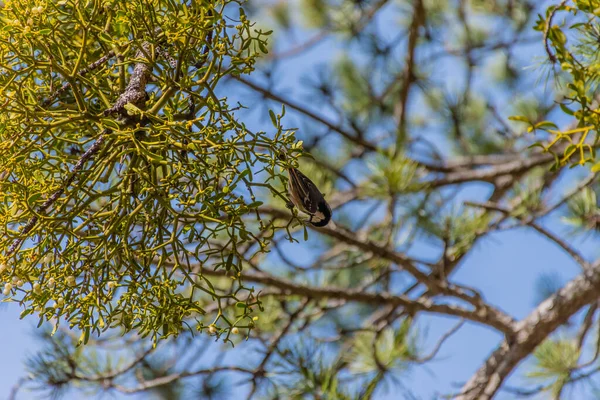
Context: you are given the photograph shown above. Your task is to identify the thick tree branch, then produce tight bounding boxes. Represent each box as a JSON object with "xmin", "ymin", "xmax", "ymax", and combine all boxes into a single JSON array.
[{"xmin": 458, "ymin": 261, "xmax": 600, "ymax": 399}]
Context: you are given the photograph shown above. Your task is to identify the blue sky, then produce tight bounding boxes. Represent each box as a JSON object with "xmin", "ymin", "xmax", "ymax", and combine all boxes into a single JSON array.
[{"xmin": 2, "ymin": 1, "xmax": 600, "ymax": 399}]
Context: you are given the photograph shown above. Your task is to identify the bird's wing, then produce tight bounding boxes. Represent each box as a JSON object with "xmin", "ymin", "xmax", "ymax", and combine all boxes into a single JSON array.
[{"xmin": 288, "ymin": 168, "xmax": 322, "ymax": 214}]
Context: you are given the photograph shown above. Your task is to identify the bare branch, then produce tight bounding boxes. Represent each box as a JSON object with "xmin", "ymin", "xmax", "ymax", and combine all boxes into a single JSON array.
[
  {"xmin": 110, "ymin": 366, "xmax": 255, "ymax": 394},
  {"xmin": 412, "ymin": 319, "xmax": 465, "ymax": 363},
  {"xmin": 429, "ymin": 152, "xmax": 554, "ymax": 188},
  {"xmin": 465, "ymin": 201, "xmax": 590, "ymax": 269},
  {"xmin": 233, "ymin": 76, "xmax": 378, "ymax": 152},
  {"xmin": 393, "ymin": 0, "xmax": 424, "ymax": 154},
  {"xmin": 197, "ymin": 267, "xmax": 516, "ymax": 334}
]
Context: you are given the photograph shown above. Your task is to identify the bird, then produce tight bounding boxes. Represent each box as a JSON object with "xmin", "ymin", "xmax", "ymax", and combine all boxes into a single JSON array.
[{"xmin": 285, "ymin": 164, "xmax": 332, "ymax": 227}]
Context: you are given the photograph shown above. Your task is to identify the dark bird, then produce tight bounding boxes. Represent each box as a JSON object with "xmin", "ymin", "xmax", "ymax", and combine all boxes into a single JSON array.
[{"xmin": 285, "ymin": 166, "xmax": 332, "ymax": 227}]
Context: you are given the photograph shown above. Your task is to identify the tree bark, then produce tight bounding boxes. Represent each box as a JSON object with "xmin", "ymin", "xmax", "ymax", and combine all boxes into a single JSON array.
[{"xmin": 458, "ymin": 265, "xmax": 600, "ymax": 399}]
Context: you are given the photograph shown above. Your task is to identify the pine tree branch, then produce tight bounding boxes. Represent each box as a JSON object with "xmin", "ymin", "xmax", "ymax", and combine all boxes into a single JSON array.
[
  {"xmin": 197, "ymin": 267, "xmax": 516, "ymax": 334},
  {"xmin": 458, "ymin": 259, "xmax": 600, "ymax": 399},
  {"xmin": 464, "ymin": 200, "xmax": 590, "ymax": 270},
  {"xmin": 110, "ymin": 366, "xmax": 255, "ymax": 394},
  {"xmin": 412, "ymin": 319, "xmax": 464, "ymax": 363},
  {"xmin": 393, "ymin": 0, "xmax": 424, "ymax": 154},
  {"xmin": 428, "ymin": 152, "xmax": 554, "ymax": 188},
  {"xmin": 232, "ymin": 76, "xmax": 378, "ymax": 152},
  {"xmin": 246, "ymin": 298, "xmax": 309, "ymax": 400}
]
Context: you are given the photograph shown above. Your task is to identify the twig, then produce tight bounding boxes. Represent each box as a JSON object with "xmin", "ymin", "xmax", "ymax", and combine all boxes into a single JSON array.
[
  {"xmin": 233, "ymin": 76, "xmax": 378, "ymax": 152},
  {"xmin": 393, "ymin": 0, "xmax": 424, "ymax": 154},
  {"xmin": 6, "ymin": 132, "xmax": 109, "ymax": 257},
  {"xmin": 41, "ymin": 50, "xmax": 116, "ymax": 107},
  {"xmin": 196, "ymin": 267, "xmax": 516, "ymax": 334},
  {"xmin": 464, "ymin": 200, "xmax": 590, "ymax": 270},
  {"xmin": 110, "ymin": 366, "xmax": 255, "ymax": 394},
  {"xmin": 246, "ymin": 299, "xmax": 309, "ymax": 400},
  {"xmin": 501, "ymin": 383, "xmax": 550, "ymax": 397},
  {"xmin": 73, "ymin": 345, "xmax": 157, "ymax": 382},
  {"xmin": 540, "ymin": 172, "xmax": 598, "ymax": 217},
  {"xmin": 575, "ymin": 302, "xmax": 600, "ymax": 368},
  {"xmin": 8, "ymin": 377, "xmax": 31, "ymax": 400},
  {"xmin": 266, "ymin": 31, "xmax": 329, "ymax": 61},
  {"xmin": 543, "ymin": 0, "xmax": 568, "ymax": 64},
  {"xmin": 576, "ymin": 302, "xmax": 597, "ymax": 351},
  {"xmin": 429, "ymin": 152, "xmax": 554, "ymax": 188},
  {"xmin": 413, "ymin": 319, "xmax": 465, "ymax": 363},
  {"xmin": 194, "ymin": 8, "xmax": 214, "ymax": 70}
]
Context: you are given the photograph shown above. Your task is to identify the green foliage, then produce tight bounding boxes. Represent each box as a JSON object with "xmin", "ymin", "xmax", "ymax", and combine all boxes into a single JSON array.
[
  {"xmin": 518, "ymin": 1, "xmax": 600, "ymax": 169},
  {"xmin": 0, "ymin": 0, "xmax": 301, "ymax": 343},
  {"xmin": 527, "ymin": 338, "xmax": 580, "ymax": 397},
  {"xmin": 265, "ymin": 323, "xmax": 418, "ymax": 400},
  {"xmin": 345, "ymin": 319, "xmax": 417, "ymax": 376},
  {"xmin": 562, "ymin": 187, "xmax": 600, "ymax": 234},
  {"xmin": 510, "ymin": 170, "xmax": 545, "ymax": 217},
  {"xmin": 335, "ymin": 56, "xmax": 372, "ymax": 120},
  {"xmin": 25, "ymin": 330, "xmax": 85, "ymax": 399},
  {"xmin": 418, "ymin": 207, "xmax": 491, "ymax": 261},
  {"xmin": 268, "ymin": 338, "xmax": 354, "ymax": 400},
  {"xmin": 362, "ymin": 153, "xmax": 421, "ymax": 199},
  {"xmin": 300, "ymin": 0, "xmax": 329, "ymax": 29},
  {"xmin": 446, "ymin": 210, "xmax": 491, "ymax": 260}
]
